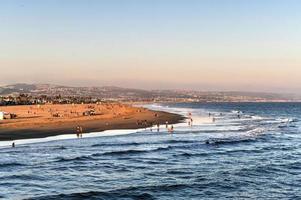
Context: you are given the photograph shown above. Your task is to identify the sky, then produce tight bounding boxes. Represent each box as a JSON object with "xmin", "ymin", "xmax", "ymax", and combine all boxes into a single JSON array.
[{"xmin": 0, "ymin": 0, "xmax": 301, "ymax": 93}]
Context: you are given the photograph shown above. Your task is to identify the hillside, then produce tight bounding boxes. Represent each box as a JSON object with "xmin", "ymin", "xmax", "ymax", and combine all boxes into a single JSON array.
[{"xmin": 0, "ymin": 83, "xmax": 299, "ymax": 102}]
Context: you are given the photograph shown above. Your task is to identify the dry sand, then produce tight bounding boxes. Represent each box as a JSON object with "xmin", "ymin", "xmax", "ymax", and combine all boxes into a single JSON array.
[{"xmin": 0, "ymin": 103, "xmax": 184, "ymax": 141}]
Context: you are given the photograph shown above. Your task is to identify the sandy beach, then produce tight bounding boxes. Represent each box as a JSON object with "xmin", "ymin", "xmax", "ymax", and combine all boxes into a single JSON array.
[{"xmin": 0, "ymin": 103, "xmax": 184, "ymax": 141}]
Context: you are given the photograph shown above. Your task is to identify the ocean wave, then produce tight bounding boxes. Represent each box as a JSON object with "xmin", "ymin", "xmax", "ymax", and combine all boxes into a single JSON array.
[
  {"xmin": 246, "ymin": 127, "xmax": 266, "ymax": 135},
  {"xmin": 223, "ymin": 148, "xmax": 263, "ymax": 154},
  {"xmin": 52, "ymin": 146, "xmax": 67, "ymax": 150},
  {"xmin": 91, "ymin": 140, "xmax": 194, "ymax": 148},
  {"xmin": 0, "ymin": 162, "xmax": 26, "ymax": 168},
  {"xmin": 91, "ymin": 142, "xmax": 142, "ymax": 147},
  {"xmin": 3, "ymin": 174, "xmax": 46, "ymax": 181},
  {"xmin": 231, "ymin": 110, "xmax": 242, "ymax": 114},
  {"xmin": 251, "ymin": 115, "xmax": 264, "ymax": 120},
  {"xmin": 55, "ymin": 155, "xmax": 96, "ymax": 162},
  {"xmin": 166, "ymin": 170, "xmax": 194, "ymax": 175},
  {"xmin": 175, "ymin": 152, "xmax": 209, "ymax": 158},
  {"xmin": 209, "ymin": 137, "xmax": 256, "ymax": 145},
  {"xmin": 25, "ymin": 183, "xmax": 191, "ymax": 200},
  {"xmin": 26, "ymin": 190, "xmax": 156, "ymax": 200},
  {"xmin": 280, "ymin": 118, "xmax": 298, "ymax": 123},
  {"xmin": 166, "ymin": 139, "xmax": 195, "ymax": 144},
  {"xmin": 100, "ymin": 146, "xmax": 173, "ymax": 156}
]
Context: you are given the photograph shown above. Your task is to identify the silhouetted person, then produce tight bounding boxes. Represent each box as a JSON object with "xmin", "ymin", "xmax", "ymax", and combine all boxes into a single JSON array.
[{"xmin": 76, "ymin": 125, "xmax": 82, "ymax": 138}]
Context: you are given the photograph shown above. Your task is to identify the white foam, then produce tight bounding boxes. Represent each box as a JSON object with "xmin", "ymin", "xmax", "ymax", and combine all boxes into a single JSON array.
[
  {"xmin": 0, "ymin": 128, "xmax": 144, "ymax": 148},
  {"xmin": 251, "ymin": 116, "xmax": 264, "ymax": 120},
  {"xmin": 279, "ymin": 118, "xmax": 297, "ymax": 123}
]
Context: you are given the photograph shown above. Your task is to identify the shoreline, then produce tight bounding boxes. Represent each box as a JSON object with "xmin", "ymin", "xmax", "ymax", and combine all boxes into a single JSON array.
[{"xmin": 0, "ymin": 104, "xmax": 184, "ymax": 141}]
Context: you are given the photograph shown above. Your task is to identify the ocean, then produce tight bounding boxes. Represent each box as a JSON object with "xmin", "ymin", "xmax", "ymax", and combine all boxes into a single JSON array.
[{"xmin": 1, "ymin": 103, "xmax": 301, "ymax": 199}]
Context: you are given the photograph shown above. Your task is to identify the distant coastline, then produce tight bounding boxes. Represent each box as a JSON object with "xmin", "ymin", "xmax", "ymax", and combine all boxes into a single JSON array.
[{"xmin": 1, "ymin": 83, "xmax": 300, "ymax": 104}]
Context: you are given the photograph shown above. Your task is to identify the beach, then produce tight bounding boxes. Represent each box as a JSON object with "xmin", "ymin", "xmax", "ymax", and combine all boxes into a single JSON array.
[{"xmin": 0, "ymin": 103, "xmax": 184, "ymax": 141}]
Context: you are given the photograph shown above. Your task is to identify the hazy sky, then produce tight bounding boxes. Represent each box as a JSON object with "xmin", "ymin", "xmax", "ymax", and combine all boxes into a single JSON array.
[{"xmin": 1, "ymin": 0, "xmax": 301, "ymax": 92}]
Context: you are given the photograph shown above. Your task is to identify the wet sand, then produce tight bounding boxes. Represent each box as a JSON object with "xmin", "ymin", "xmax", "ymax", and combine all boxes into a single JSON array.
[{"xmin": 0, "ymin": 103, "xmax": 184, "ymax": 141}]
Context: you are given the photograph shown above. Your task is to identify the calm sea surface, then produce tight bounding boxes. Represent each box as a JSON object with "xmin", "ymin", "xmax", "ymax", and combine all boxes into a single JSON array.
[{"xmin": 1, "ymin": 103, "xmax": 301, "ymax": 199}]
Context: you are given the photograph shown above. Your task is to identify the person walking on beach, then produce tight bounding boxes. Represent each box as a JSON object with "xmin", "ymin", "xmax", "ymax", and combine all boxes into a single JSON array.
[
  {"xmin": 165, "ymin": 121, "xmax": 169, "ymax": 128},
  {"xmin": 157, "ymin": 123, "xmax": 160, "ymax": 132}
]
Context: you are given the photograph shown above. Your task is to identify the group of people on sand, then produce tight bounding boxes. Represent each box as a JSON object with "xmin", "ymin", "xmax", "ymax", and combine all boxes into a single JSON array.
[{"xmin": 136, "ymin": 120, "xmax": 149, "ymax": 127}]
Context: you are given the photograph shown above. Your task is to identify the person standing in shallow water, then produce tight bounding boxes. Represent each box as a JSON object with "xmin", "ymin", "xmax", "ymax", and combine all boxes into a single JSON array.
[
  {"xmin": 168, "ymin": 125, "xmax": 174, "ymax": 133},
  {"xmin": 76, "ymin": 125, "xmax": 79, "ymax": 138},
  {"xmin": 76, "ymin": 125, "xmax": 83, "ymax": 138},
  {"xmin": 80, "ymin": 126, "xmax": 83, "ymax": 138}
]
